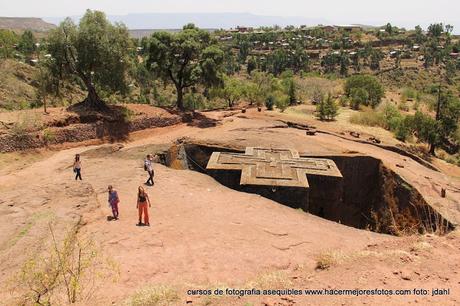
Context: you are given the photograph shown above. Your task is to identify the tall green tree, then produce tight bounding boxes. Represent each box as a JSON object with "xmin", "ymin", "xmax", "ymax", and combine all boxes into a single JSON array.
[
  {"xmin": 46, "ymin": 10, "xmax": 132, "ymax": 110},
  {"xmin": 370, "ymin": 49, "xmax": 384, "ymax": 70},
  {"xmin": 247, "ymin": 56, "xmax": 257, "ymax": 75},
  {"xmin": 18, "ymin": 30, "xmax": 36, "ymax": 57},
  {"xmin": 0, "ymin": 29, "xmax": 19, "ymax": 58},
  {"xmin": 249, "ymin": 70, "xmax": 277, "ymax": 106},
  {"xmin": 428, "ymin": 23, "xmax": 444, "ymax": 39},
  {"xmin": 414, "ymin": 25, "xmax": 426, "ymax": 44},
  {"xmin": 339, "ymin": 52, "xmax": 350, "ymax": 76},
  {"xmin": 147, "ymin": 24, "xmax": 224, "ymax": 110}
]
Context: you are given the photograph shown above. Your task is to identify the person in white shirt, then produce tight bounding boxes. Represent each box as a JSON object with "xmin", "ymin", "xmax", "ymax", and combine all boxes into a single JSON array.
[{"xmin": 144, "ymin": 154, "xmax": 154, "ymax": 186}]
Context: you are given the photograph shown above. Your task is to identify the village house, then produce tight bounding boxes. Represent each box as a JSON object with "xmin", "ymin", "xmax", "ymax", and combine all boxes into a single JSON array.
[{"xmin": 335, "ymin": 25, "xmax": 363, "ymax": 33}]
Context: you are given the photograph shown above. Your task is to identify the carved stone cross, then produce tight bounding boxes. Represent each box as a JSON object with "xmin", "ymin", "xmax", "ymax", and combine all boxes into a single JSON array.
[{"xmin": 206, "ymin": 147, "xmax": 342, "ymax": 188}]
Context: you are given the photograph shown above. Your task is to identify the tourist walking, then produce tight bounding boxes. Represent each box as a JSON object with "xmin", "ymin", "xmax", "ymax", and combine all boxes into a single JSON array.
[
  {"xmin": 73, "ymin": 154, "xmax": 82, "ymax": 180},
  {"xmin": 108, "ymin": 185, "xmax": 120, "ymax": 220},
  {"xmin": 144, "ymin": 154, "xmax": 154, "ymax": 186},
  {"xmin": 137, "ymin": 186, "xmax": 151, "ymax": 226}
]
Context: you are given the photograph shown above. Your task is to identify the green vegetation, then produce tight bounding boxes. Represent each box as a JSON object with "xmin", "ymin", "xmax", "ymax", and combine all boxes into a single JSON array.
[
  {"xmin": 0, "ymin": 29, "xmax": 19, "ymax": 58},
  {"xmin": 46, "ymin": 10, "xmax": 132, "ymax": 110},
  {"xmin": 0, "ymin": 14, "xmax": 459, "ymax": 160},
  {"xmin": 316, "ymin": 93, "xmax": 339, "ymax": 121},
  {"xmin": 344, "ymin": 75, "xmax": 385, "ymax": 108},
  {"xmin": 127, "ymin": 285, "xmax": 179, "ymax": 306},
  {"xmin": 146, "ymin": 23, "xmax": 224, "ymax": 110},
  {"xmin": 15, "ymin": 225, "xmax": 118, "ymax": 305}
]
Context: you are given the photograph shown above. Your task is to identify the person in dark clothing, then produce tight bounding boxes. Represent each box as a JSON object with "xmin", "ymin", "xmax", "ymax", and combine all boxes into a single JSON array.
[{"xmin": 73, "ymin": 154, "xmax": 82, "ymax": 180}]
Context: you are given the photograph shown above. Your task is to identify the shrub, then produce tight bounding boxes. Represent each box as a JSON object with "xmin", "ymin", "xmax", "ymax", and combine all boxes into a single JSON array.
[
  {"xmin": 339, "ymin": 95, "xmax": 349, "ymax": 107},
  {"xmin": 265, "ymin": 95, "xmax": 275, "ymax": 110},
  {"xmin": 16, "ymin": 225, "xmax": 118, "ymax": 305},
  {"xmin": 344, "ymin": 75, "xmax": 385, "ymax": 108},
  {"xmin": 349, "ymin": 109, "xmax": 386, "ymax": 127},
  {"xmin": 394, "ymin": 116, "xmax": 413, "ymax": 141},
  {"xmin": 43, "ymin": 129, "xmax": 56, "ymax": 144},
  {"xmin": 412, "ymin": 111, "xmax": 439, "ymax": 145},
  {"xmin": 311, "ymin": 88, "xmax": 324, "ymax": 105},
  {"xmin": 398, "ymin": 100, "xmax": 409, "ymax": 112},
  {"xmin": 274, "ymin": 91, "xmax": 289, "ymax": 112},
  {"xmin": 401, "ymin": 87, "xmax": 418, "ymax": 100}
]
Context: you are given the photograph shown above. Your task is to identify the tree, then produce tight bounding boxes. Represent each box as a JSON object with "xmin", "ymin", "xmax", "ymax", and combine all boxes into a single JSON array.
[
  {"xmin": 247, "ymin": 56, "xmax": 257, "ymax": 75},
  {"xmin": 316, "ymin": 93, "xmax": 338, "ymax": 121},
  {"xmin": 351, "ymin": 52, "xmax": 361, "ymax": 72},
  {"xmin": 287, "ymin": 78, "xmax": 297, "ymax": 105},
  {"xmin": 147, "ymin": 24, "xmax": 224, "ymax": 110},
  {"xmin": 274, "ymin": 91, "xmax": 289, "ymax": 112},
  {"xmin": 414, "ymin": 25, "xmax": 425, "ymax": 44},
  {"xmin": 0, "ymin": 29, "xmax": 19, "ymax": 58},
  {"xmin": 18, "ymin": 30, "xmax": 36, "ymax": 57},
  {"xmin": 133, "ymin": 61, "xmax": 155, "ymax": 103},
  {"xmin": 428, "ymin": 23, "xmax": 444, "ymax": 39},
  {"xmin": 266, "ymin": 49, "xmax": 289, "ymax": 76},
  {"xmin": 35, "ymin": 65, "xmax": 56, "ymax": 113},
  {"xmin": 350, "ymin": 87, "xmax": 369, "ymax": 110},
  {"xmin": 344, "ymin": 75, "xmax": 385, "ymax": 108},
  {"xmin": 370, "ymin": 49, "xmax": 384, "ymax": 70},
  {"xmin": 46, "ymin": 10, "xmax": 132, "ymax": 110},
  {"xmin": 339, "ymin": 52, "xmax": 350, "ymax": 76},
  {"xmin": 385, "ymin": 23, "xmax": 394, "ymax": 35},
  {"xmin": 280, "ymin": 70, "xmax": 297, "ymax": 105},
  {"xmin": 292, "ymin": 46, "xmax": 310, "ymax": 72},
  {"xmin": 322, "ymin": 53, "xmax": 339, "ymax": 73},
  {"xmin": 214, "ymin": 77, "xmax": 244, "ymax": 107},
  {"xmin": 237, "ymin": 38, "xmax": 251, "ymax": 64},
  {"xmin": 223, "ymin": 47, "xmax": 240, "ymax": 75},
  {"xmin": 265, "ymin": 95, "xmax": 275, "ymax": 110},
  {"xmin": 247, "ymin": 70, "xmax": 276, "ymax": 106},
  {"xmin": 412, "ymin": 111, "xmax": 439, "ymax": 152}
]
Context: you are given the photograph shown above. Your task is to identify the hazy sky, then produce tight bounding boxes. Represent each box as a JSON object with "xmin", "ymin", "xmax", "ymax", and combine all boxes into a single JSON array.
[{"xmin": 0, "ymin": 0, "xmax": 458, "ymax": 30}]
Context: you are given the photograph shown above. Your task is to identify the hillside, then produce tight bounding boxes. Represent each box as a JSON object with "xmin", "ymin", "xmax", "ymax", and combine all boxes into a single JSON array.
[
  {"xmin": 0, "ymin": 59, "xmax": 84, "ymax": 111},
  {"xmin": 0, "ymin": 17, "xmax": 56, "ymax": 32}
]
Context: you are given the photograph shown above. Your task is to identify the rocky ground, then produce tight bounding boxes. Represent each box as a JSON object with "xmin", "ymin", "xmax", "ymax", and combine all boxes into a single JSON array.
[{"xmin": 0, "ymin": 107, "xmax": 459, "ymax": 305}]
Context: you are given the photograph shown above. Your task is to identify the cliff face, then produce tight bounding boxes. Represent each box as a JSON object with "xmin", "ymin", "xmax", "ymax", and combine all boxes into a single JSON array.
[{"xmin": 0, "ymin": 17, "xmax": 56, "ymax": 31}]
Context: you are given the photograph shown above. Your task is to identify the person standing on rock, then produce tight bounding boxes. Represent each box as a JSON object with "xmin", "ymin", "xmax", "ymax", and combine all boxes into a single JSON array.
[
  {"xmin": 137, "ymin": 186, "xmax": 151, "ymax": 226},
  {"xmin": 73, "ymin": 154, "xmax": 82, "ymax": 180},
  {"xmin": 144, "ymin": 154, "xmax": 154, "ymax": 186},
  {"xmin": 108, "ymin": 185, "xmax": 120, "ymax": 220}
]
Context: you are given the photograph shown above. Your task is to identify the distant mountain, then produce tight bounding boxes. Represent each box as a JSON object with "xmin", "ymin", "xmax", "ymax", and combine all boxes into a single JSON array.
[
  {"xmin": 45, "ymin": 12, "xmax": 328, "ymax": 30},
  {"xmin": 0, "ymin": 17, "xmax": 56, "ymax": 31}
]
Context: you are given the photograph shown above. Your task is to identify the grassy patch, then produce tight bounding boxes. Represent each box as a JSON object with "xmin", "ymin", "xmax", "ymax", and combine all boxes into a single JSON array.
[
  {"xmin": 245, "ymin": 271, "xmax": 292, "ymax": 289},
  {"xmin": 127, "ymin": 285, "xmax": 179, "ymax": 306},
  {"xmin": 315, "ymin": 250, "xmax": 349, "ymax": 270},
  {"xmin": 315, "ymin": 249, "xmax": 415, "ymax": 270},
  {"xmin": 349, "ymin": 109, "xmax": 386, "ymax": 128}
]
